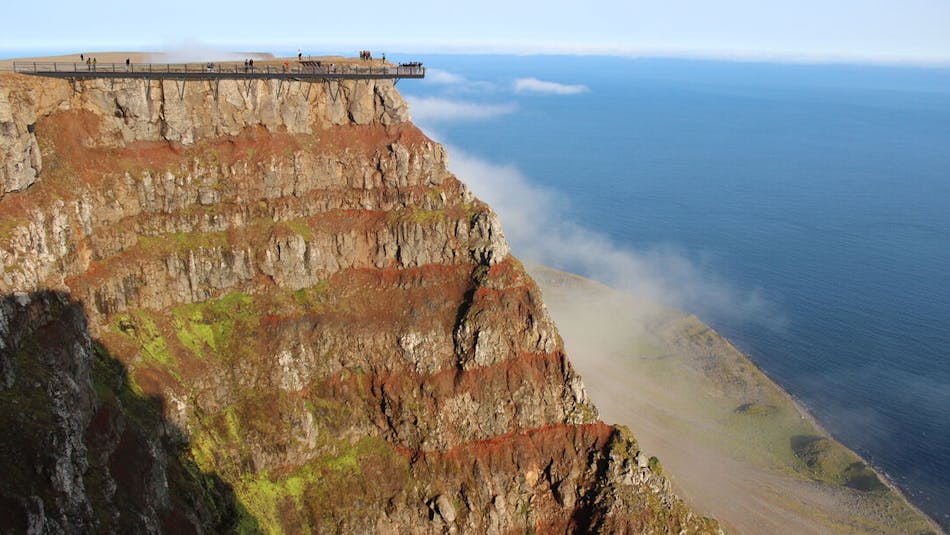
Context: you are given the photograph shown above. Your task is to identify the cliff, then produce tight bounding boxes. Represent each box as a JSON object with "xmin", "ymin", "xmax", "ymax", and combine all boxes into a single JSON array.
[{"xmin": 0, "ymin": 70, "xmax": 718, "ymax": 533}]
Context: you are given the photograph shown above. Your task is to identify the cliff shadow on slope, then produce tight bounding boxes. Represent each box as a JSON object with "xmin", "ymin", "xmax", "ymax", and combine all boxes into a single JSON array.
[{"xmin": 0, "ymin": 290, "xmax": 255, "ymax": 533}]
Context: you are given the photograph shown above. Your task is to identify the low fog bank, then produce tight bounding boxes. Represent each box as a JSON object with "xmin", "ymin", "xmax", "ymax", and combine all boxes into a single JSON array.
[
  {"xmin": 146, "ymin": 41, "xmax": 274, "ymax": 63},
  {"xmin": 404, "ymin": 96, "xmax": 517, "ymax": 123},
  {"xmin": 445, "ymin": 146, "xmax": 784, "ymax": 332}
]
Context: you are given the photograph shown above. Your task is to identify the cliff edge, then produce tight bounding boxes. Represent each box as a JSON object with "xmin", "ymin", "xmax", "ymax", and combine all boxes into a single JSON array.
[{"xmin": 0, "ymin": 68, "xmax": 718, "ymax": 533}]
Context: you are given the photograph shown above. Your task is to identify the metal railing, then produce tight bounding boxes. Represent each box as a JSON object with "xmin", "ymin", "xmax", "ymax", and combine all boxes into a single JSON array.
[{"xmin": 2, "ymin": 61, "xmax": 425, "ymax": 80}]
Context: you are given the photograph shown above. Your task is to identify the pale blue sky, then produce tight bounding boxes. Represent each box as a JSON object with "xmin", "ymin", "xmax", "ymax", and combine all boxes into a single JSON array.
[{"xmin": 3, "ymin": 0, "xmax": 950, "ymax": 63}]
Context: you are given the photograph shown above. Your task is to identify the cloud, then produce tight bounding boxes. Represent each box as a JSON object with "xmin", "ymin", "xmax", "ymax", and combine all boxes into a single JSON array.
[
  {"xmin": 405, "ymin": 96, "xmax": 516, "ymax": 123},
  {"xmin": 514, "ymin": 77, "xmax": 590, "ymax": 95},
  {"xmin": 444, "ymin": 145, "xmax": 783, "ymax": 330},
  {"xmin": 425, "ymin": 68, "xmax": 467, "ymax": 85},
  {"xmin": 422, "ymin": 68, "xmax": 497, "ymax": 93}
]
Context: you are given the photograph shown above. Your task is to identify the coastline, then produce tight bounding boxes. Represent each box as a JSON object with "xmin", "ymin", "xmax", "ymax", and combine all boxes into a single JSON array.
[{"xmin": 528, "ymin": 263, "xmax": 942, "ymax": 534}]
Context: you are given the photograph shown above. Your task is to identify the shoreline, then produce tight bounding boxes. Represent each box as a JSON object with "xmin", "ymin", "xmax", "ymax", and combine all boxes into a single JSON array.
[
  {"xmin": 688, "ymin": 302, "xmax": 941, "ymax": 530},
  {"xmin": 742, "ymin": 345, "xmax": 935, "ymax": 529},
  {"xmin": 529, "ymin": 262, "xmax": 943, "ymax": 534}
]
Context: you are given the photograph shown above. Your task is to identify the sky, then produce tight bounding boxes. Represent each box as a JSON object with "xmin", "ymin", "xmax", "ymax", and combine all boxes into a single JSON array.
[{"xmin": 2, "ymin": 0, "xmax": 950, "ymax": 64}]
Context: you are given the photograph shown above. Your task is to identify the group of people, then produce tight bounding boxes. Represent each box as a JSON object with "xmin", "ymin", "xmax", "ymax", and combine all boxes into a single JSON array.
[
  {"xmin": 78, "ymin": 54, "xmax": 132, "ymax": 71},
  {"xmin": 243, "ymin": 58, "xmax": 255, "ymax": 72},
  {"xmin": 359, "ymin": 50, "xmax": 387, "ymax": 61}
]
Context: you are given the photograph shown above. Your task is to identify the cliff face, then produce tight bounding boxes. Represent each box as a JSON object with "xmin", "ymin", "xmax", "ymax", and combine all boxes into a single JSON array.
[{"xmin": 0, "ymin": 72, "xmax": 717, "ymax": 533}]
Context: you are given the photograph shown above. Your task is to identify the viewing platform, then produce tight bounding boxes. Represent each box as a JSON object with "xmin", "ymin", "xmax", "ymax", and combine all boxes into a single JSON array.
[{"xmin": 3, "ymin": 60, "xmax": 425, "ymax": 81}]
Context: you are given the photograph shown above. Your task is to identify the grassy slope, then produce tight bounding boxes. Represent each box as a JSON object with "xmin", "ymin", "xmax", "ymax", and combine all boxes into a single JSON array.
[{"xmin": 529, "ymin": 263, "xmax": 941, "ymax": 535}]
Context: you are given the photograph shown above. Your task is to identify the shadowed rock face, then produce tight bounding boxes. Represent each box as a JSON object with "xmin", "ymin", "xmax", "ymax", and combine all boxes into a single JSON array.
[
  {"xmin": 0, "ymin": 72, "xmax": 719, "ymax": 533},
  {"xmin": 0, "ymin": 291, "xmax": 249, "ymax": 533}
]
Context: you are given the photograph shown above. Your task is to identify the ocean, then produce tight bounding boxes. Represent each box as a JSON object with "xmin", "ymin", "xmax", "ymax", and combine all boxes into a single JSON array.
[{"xmin": 396, "ymin": 53, "xmax": 950, "ymax": 528}]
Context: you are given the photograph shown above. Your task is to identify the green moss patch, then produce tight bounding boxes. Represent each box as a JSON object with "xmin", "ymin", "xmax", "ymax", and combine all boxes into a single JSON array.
[
  {"xmin": 292, "ymin": 279, "xmax": 331, "ymax": 310},
  {"xmin": 172, "ymin": 291, "xmax": 254, "ymax": 360},
  {"xmin": 648, "ymin": 456, "xmax": 663, "ymax": 476},
  {"xmin": 114, "ymin": 311, "xmax": 176, "ymax": 368},
  {"xmin": 185, "ymin": 371, "xmax": 395, "ymax": 534},
  {"xmin": 284, "ymin": 218, "xmax": 315, "ymax": 241},
  {"xmin": 388, "ymin": 205, "xmax": 453, "ymax": 227},
  {"xmin": 791, "ymin": 435, "xmax": 884, "ymax": 491},
  {"xmin": 235, "ymin": 436, "xmax": 408, "ymax": 535}
]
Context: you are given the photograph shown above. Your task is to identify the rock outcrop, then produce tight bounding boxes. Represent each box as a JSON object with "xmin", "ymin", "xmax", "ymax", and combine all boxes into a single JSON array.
[
  {"xmin": 0, "ymin": 85, "xmax": 42, "ymax": 196},
  {"xmin": 0, "ymin": 70, "xmax": 718, "ymax": 533}
]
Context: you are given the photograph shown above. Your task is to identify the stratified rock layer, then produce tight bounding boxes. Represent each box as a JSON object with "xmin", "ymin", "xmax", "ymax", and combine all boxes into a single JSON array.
[{"xmin": 0, "ymin": 72, "xmax": 719, "ymax": 533}]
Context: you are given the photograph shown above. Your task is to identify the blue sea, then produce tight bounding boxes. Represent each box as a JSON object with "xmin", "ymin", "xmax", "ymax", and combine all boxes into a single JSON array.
[{"xmin": 396, "ymin": 54, "xmax": 950, "ymax": 528}]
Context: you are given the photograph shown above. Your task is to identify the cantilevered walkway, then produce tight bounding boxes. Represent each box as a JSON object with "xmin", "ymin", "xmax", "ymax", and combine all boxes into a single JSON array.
[{"xmin": 7, "ymin": 60, "xmax": 425, "ymax": 81}]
